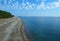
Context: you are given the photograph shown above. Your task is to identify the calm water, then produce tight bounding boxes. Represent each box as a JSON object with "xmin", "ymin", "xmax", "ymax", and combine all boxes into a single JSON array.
[{"xmin": 20, "ymin": 17, "xmax": 60, "ymax": 41}]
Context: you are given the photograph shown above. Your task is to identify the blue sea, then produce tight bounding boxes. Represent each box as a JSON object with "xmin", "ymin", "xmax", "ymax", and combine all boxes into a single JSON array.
[{"xmin": 19, "ymin": 17, "xmax": 60, "ymax": 41}]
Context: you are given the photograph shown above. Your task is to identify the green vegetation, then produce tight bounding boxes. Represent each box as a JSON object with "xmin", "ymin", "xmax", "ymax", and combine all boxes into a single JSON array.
[{"xmin": 0, "ymin": 10, "xmax": 14, "ymax": 19}]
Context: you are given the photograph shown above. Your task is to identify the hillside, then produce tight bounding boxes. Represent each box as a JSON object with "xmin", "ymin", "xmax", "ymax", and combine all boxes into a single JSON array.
[{"xmin": 0, "ymin": 10, "xmax": 14, "ymax": 19}]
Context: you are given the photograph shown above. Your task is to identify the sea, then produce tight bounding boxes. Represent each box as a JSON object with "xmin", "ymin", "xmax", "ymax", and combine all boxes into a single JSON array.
[{"xmin": 19, "ymin": 17, "xmax": 60, "ymax": 41}]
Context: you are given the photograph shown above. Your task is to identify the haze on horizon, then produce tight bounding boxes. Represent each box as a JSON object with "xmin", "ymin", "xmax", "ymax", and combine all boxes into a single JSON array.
[{"xmin": 0, "ymin": 0, "xmax": 60, "ymax": 16}]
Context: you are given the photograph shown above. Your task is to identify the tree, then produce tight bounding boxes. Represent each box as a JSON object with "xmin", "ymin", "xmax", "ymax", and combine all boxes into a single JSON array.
[{"xmin": 0, "ymin": 10, "xmax": 14, "ymax": 19}]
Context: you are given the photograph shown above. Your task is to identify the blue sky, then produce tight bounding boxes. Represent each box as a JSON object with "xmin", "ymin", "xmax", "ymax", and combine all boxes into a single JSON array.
[{"xmin": 0, "ymin": 0, "xmax": 60, "ymax": 16}]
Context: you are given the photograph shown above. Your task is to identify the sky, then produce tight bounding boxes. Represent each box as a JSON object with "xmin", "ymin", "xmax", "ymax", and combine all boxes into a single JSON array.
[{"xmin": 0, "ymin": 0, "xmax": 60, "ymax": 16}]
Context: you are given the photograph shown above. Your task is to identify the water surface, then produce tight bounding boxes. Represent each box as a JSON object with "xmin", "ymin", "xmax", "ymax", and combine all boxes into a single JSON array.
[{"xmin": 20, "ymin": 17, "xmax": 60, "ymax": 41}]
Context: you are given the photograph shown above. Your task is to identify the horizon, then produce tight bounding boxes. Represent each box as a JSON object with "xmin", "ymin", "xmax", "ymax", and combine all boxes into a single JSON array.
[{"xmin": 0, "ymin": 0, "xmax": 60, "ymax": 16}]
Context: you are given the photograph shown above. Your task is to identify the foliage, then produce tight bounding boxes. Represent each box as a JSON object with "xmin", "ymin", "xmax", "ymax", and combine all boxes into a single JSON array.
[{"xmin": 0, "ymin": 10, "xmax": 14, "ymax": 19}]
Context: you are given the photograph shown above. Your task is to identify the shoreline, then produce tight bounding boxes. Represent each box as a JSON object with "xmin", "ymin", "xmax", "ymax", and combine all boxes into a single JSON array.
[
  {"xmin": 0, "ymin": 17, "xmax": 29, "ymax": 41},
  {"xmin": 20, "ymin": 19, "xmax": 28, "ymax": 41}
]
